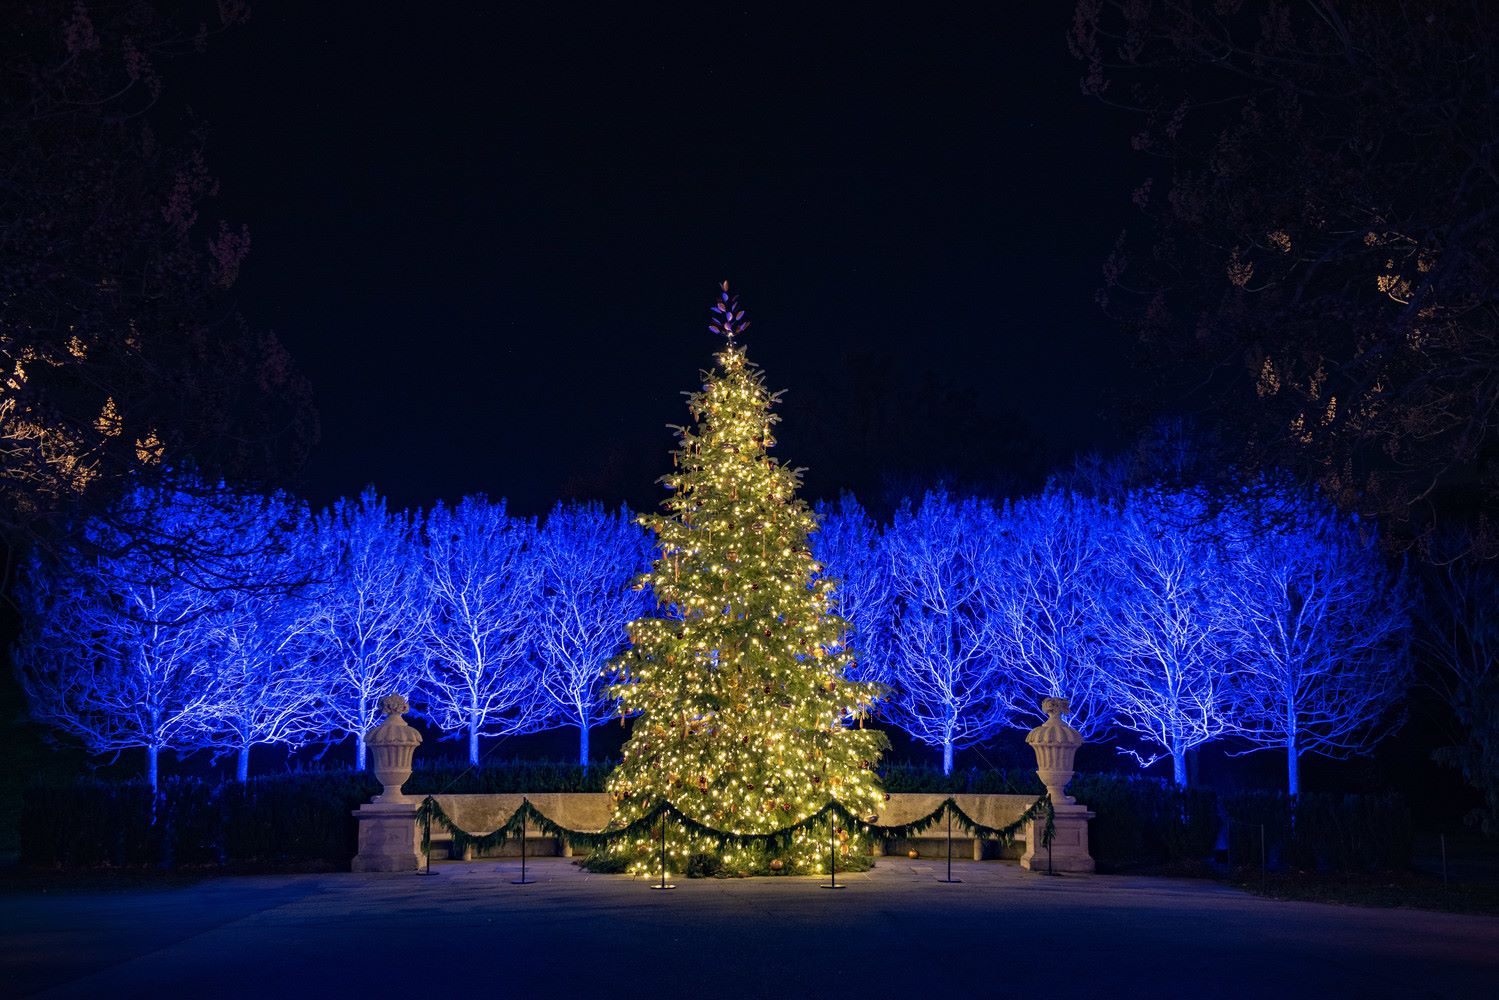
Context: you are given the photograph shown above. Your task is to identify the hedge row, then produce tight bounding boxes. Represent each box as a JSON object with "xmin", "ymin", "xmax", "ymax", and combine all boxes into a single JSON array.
[
  {"xmin": 407, "ymin": 758, "xmax": 611, "ymax": 794},
  {"xmin": 1223, "ymin": 791, "xmax": 1412, "ymax": 873},
  {"xmin": 877, "ymin": 762, "xmax": 1043, "ymax": 795},
  {"xmin": 1070, "ymin": 773, "xmax": 1220, "ymax": 869},
  {"xmin": 19, "ymin": 759, "xmax": 610, "ymax": 869},
  {"xmin": 20, "ymin": 762, "xmax": 1412, "ymax": 873},
  {"xmin": 21, "ymin": 771, "xmax": 378, "ymax": 869}
]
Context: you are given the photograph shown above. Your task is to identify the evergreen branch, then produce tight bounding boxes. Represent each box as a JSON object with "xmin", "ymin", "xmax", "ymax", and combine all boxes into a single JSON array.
[{"xmin": 416, "ymin": 792, "xmax": 1053, "ymax": 858}]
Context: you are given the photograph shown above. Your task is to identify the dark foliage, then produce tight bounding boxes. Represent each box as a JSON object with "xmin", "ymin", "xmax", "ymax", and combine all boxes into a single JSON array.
[
  {"xmin": 0, "ymin": 1, "xmax": 316, "ymax": 554},
  {"xmin": 407, "ymin": 759, "xmax": 612, "ymax": 794},
  {"xmin": 1225, "ymin": 791, "xmax": 1413, "ymax": 873},
  {"xmin": 18, "ymin": 761, "xmax": 611, "ymax": 868},
  {"xmin": 877, "ymin": 762, "xmax": 1043, "ymax": 795},
  {"xmin": 19, "ymin": 771, "xmax": 376, "ymax": 869},
  {"xmin": 21, "ymin": 763, "xmax": 1413, "ymax": 874},
  {"xmin": 1068, "ymin": 773, "xmax": 1218, "ymax": 871},
  {"xmin": 1071, "ymin": 1, "xmax": 1499, "ymax": 560},
  {"xmin": 685, "ymin": 852, "xmax": 725, "ymax": 878}
]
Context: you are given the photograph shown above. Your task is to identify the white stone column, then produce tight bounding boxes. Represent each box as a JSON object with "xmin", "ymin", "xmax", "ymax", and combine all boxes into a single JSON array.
[
  {"xmin": 352, "ymin": 695, "xmax": 425, "ymax": 873},
  {"xmin": 1019, "ymin": 697, "xmax": 1096, "ymax": 874}
]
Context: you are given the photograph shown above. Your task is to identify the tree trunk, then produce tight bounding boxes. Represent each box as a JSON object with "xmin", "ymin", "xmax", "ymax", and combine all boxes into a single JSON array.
[
  {"xmin": 579, "ymin": 723, "xmax": 590, "ymax": 766},
  {"xmin": 147, "ymin": 744, "xmax": 159, "ymax": 792},
  {"xmin": 468, "ymin": 719, "xmax": 479, "ymax": 765},
  {"xmin": 237, "ymin": 745, "xmax": 250, "ymax": 783},
  {"xmin": 356, "ymin": 695, "xmax": 368, "ymax": 770},
  {"xmin": 1286, "ymin": 704, "xmax": 1299, "ymax": 797},
  {"xmin": 1172, "ymin": 750, "xmax": 1187, "ymax": 786},
  {"xmin": 943, "ymin": 738, "xmax": 954, "ymax": 776}
]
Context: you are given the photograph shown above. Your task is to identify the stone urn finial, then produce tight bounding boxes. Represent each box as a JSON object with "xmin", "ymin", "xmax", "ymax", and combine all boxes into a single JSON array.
[
  {"xmin": 1026, "ymin": 697, "xmax": 1083, "ymax": 805},
  {"xmin": 367, "ymin": 694, "xmax": 422, "ymax": 802}
]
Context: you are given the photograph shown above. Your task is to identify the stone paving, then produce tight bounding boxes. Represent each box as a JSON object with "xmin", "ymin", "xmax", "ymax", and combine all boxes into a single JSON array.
[{"xmin": 3, "ymin": 858, "xmax": 1497, "ymax": 999}]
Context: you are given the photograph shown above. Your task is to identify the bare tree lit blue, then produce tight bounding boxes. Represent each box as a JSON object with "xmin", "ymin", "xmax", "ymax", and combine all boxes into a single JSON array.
[
  {"xmin": 811, "ymin": 495, "xmax": 890, "ymax": 687},
  {"xmin": 419, "ymin": 496, "xmax": 545, "ymax": 764},
  {"xmin": 531, "ymin": 502, "xmax": 652, "ymax": 763},
  {"xmin": 16, "ymin": 486, "xmax": 236, "ymax": 788},
  {"xmin": 11, "ymin": 475, "xmax": 1426, "ymax": 790},
  {"xmin": 880, "ymin": 492, "xmax": 1018, "ymax": 774},
  {"xmin": 1094, "ymin": 490, "xmax": 1238, "ymax": 785},
  {"xmin": 1223, "ymin": 502, "xmax": 1413, "ymax": 795},
  {"xmin": 993, "ymin": 489, "xmax": 1114, "ymax": 739},
  {"xmin": 196, "ymin": 492, "xmax": 324, "ymax": 781},
  {"xmin": 304, "ymin": 488, "xmax": 427, "ymax": 769}
]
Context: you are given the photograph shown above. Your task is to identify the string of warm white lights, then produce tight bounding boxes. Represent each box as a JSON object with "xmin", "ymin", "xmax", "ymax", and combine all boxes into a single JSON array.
[
  {"xmin": 596, "ymin": 284, "xmax": 891, "ymax": 875},
  {"xmin": 417, "ymin": 792, "xmax": 1054, "ymax": 860}
]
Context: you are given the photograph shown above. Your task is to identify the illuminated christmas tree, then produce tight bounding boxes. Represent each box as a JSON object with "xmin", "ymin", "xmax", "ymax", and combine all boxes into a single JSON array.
[{"xmin": 600, "ymin": 283, "xmax": 889, "ymax": 876}]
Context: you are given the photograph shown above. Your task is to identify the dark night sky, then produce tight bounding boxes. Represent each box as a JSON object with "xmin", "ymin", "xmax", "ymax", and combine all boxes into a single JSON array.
[{"xmin": 196, "ymin": 6, "xmax": 1138, "ymax": 516}]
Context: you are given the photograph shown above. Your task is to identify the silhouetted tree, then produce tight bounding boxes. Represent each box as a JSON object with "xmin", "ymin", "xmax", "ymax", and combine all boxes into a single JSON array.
[
  {"xmin": 0, "ymin": 1, "xmax": 314, "ymax": 558},
  {"xmin": 1071, "ymin": 1, "xmax": 1499, "ymax": 559},
  {"xmin": 1421, "ymin": 557, "xmax": 1499, "ymax": 834}
]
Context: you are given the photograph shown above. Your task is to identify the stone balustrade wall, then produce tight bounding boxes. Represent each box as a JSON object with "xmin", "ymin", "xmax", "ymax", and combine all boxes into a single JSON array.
[{"xmin": 416, "ymin": 792, "xmax": 1048, "ymax": 862}]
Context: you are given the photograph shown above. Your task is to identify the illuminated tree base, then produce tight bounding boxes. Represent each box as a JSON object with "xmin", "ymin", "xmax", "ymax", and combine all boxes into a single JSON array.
[{"xmin": 581, "ymin": 827, "xmax": 876, "ymax": 878}]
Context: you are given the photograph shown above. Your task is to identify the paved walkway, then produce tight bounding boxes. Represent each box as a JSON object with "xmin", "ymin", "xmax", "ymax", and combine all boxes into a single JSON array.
[{"xmin": 3, "ymin": 859, "xmax": 1497, "ymax": 999}]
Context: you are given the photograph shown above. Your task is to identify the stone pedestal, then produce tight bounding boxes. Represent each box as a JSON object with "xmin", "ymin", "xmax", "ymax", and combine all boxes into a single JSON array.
[
  {"xmin": 351, "ymin": 801, "xmax": 422, "ymax": 872},
  {"xmin": 1020, "ymin": 803, "xmax": 1096, "ymax": 873},
  {"xmin": 350, "ymin": 694, "xmax": 424, "ymax": 873},
  {"xmin": 1021, "ymin": 696, "xmax": 1095, "ymax": 874}
]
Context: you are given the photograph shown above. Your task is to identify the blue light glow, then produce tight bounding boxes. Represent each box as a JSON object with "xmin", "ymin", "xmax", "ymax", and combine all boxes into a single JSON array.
[{"xmin": 15, "ymin": 480, "xmax": 1411, "ymax": 791}]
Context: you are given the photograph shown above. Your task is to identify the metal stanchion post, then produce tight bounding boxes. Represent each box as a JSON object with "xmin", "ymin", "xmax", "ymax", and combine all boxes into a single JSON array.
[
  {"xmin": 937, "ymin": 802, "xmax": 961, "ymax": 883},
  {"xmin": 511, "ymin": 809, "xmax": 534, "ymax": 885},
  {"xmin": 821, "ymin": 813, "xmax": 844, "ymax": 889},
  {"xmin": 651, "ymin": 813, "xmax": 675, "ymax": 890},
  {"xmin": 1259, "ymin": 823, "xmax": 1266, "ymax": 894}
]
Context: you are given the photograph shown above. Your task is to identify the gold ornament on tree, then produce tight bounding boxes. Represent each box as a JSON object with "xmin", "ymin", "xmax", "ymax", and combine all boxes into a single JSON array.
[{"xmin": 594, "ymin": 281, "xmax": 889, "ymax": 876}]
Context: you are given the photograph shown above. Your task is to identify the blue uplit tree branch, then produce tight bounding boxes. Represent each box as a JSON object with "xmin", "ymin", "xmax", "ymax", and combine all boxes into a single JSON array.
[
  {"xmin": 531, "ymin": 501, "xmax": 652, "ymax": 763},
  {"xmin": 194, "ymin": 492, "xmax": 325, "ymax": 781},
  {"xmin": 15, "ymin": 486, "xmax": 225, "ymax": 789},
  {"xmin": 304, "ymin": 488, "xmax": 427, "ymax": 769},
  {"xmin": 419, "ymin": 496, "xmax": 544, "ymax": 764},
  {"xmin": 1095, "ymin": 490, "xmax": 1237, "ymax": 785},
  {"xmin": 1223, "ymin": 503, "xmax": 1412, "ymax": 795},
  {"xmin": 991, "ymin": 489, "xmax": 1114, "ymax": 739},
  {"xmin": 880, "ymin": 492, "xmax": 1018, "ymax": 774},
  {"xmin": 812, "ymin": 495, "xmax": 891, "ymax": 687}
]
